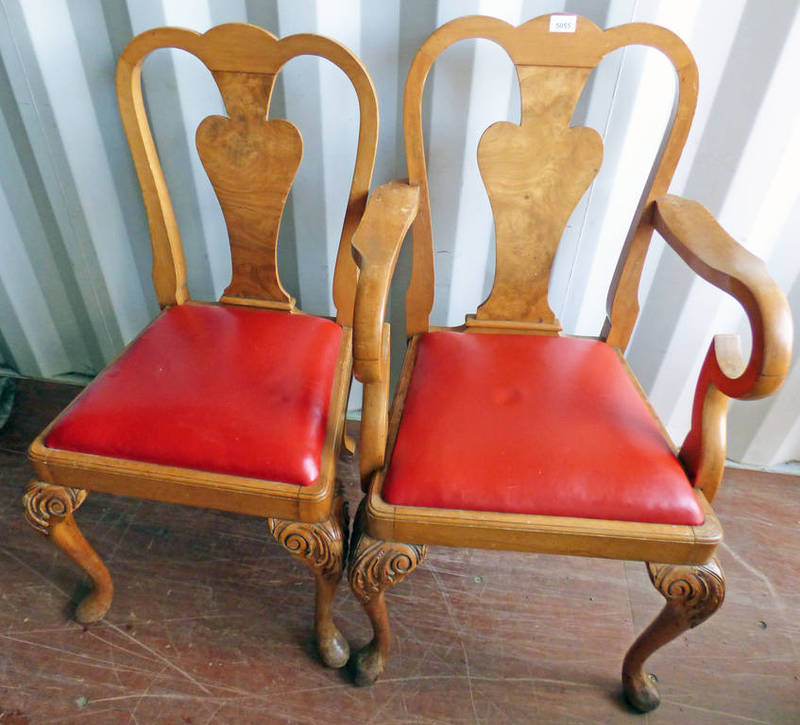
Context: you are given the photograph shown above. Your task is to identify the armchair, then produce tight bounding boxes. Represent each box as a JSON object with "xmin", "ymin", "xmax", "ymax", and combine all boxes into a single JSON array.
[
  {"xmin": 23, "ymin": 23, "xmax": 378, "ymax": 669},
  {"xmin": 347, "ymin": 15, "xmax": 792, "ymax": 711}
]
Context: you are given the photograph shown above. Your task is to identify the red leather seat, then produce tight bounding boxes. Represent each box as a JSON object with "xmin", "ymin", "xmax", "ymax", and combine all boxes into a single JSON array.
[
  {"xmin": 383, "ymin": 332, "xmax": 704, "ymax": 525},
  {"xmin": 45, "ymin": 304, "xmax": 343, "ymax": 486}
]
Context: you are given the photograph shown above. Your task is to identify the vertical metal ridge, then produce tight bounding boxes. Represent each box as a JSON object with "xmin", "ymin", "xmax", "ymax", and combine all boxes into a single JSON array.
[{"xmin": 0, "ymin": 0, "xmax": 795, "ymax": 463}]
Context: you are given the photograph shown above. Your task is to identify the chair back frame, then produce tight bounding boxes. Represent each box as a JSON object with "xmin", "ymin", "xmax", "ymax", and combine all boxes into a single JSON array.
[
  {"xmin": 402, "ymin": 14, "xmax": 698, "ymax": 348},
  {"xmin": 117, "ymin": 23, "xmax": 379, "ymax": 326}
]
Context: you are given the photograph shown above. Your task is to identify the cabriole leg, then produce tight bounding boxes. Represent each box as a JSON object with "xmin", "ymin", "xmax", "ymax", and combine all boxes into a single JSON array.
[
  {"xmin": 623, "ymin": 556, "xmax": 725, "ymax": 712},
  {"xmin": 348, "ymin": 501, "xmax": 427, "ymax": 686},
  {"xmin": 268, "ymin": 493, "xmax": 350, "ymax": 668},
  {"xmin": 23, "ymin": 480, "xmax": 113, "ymax": 623}
]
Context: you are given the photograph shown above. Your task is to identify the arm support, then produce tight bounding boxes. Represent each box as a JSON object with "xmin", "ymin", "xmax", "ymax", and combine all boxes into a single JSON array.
[
  {"xmin": 653, "ymin": 195, "xmax": 792, "ymax": 499},
  {"xmin": 351, "ymin": 181, "xmax": 419, "ymax": 486},
  {"xmin": 352, "ymin": 181, "xmax": 420, "ymax": 383}
]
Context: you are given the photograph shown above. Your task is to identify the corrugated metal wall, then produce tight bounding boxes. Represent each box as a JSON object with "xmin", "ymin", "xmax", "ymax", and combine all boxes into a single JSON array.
[{"xmin": 0, "ymin": 0, "xmax": 797, "ymax": 467}]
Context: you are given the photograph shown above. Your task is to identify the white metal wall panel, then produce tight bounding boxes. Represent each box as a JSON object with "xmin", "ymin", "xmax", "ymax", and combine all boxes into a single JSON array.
[{"xmin": 0, "ymin": 0, "xmax": 797, "ymax": 466}]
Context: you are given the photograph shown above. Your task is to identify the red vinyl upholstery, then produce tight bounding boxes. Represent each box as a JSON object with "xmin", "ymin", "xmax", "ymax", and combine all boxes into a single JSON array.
[
  {"xmin": 45, "ymin": 304, "xmax": 343, "ymax": 486},
  {"xmin": 383, "ymin": 332, "xmax": 704, "ymax": 525}
]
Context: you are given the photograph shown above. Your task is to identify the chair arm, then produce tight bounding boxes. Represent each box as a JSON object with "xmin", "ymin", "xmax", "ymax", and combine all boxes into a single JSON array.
[
  {"xmin": 653, "ymin": 195, "xmax": 792, "ymax": 401},
  {"xmin": 653, "ymin": 195, "xmax": 792, "ymax": 501},
  {"xmin": 351, "ymin": 180, "xmax": 420, "ymax": 383}
]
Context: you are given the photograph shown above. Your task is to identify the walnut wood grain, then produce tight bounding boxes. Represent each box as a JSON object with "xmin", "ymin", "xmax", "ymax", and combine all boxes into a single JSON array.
[
  {"xmin": 623, "ymin": 557, "xmax": 725, "ymax": 712},
  {"xmin": 197, "ymin": 72, "xmax": 300, "ymax": 305},
  {"xmin": 349, "ymin": 13, "xmax": 790, "ymax": 706},
  {"xmin": 476, "ymin": 65, "xmax": 601, "ymax": 325},
  {"xmin": 26, "ymin": 21, "xmax": 379, "ymax": 670},
  {"xmin": 402, "ymin": 15, "xmax": 697, "ymax": 337},
  {"xmin": 117, "ymin": 23, "xmax": 378, "ymax": 322}
]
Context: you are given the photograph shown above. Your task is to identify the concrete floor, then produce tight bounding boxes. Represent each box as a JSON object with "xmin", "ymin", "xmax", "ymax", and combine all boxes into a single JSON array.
[{"xmin": 0, "ymin": 379, "xmax": 798, "ymax": 724}]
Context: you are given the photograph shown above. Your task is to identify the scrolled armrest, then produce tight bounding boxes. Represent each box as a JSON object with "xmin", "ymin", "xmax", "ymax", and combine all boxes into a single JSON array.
[
  {"xmin": 653, "ymin": 195, "xmax": 792, "ymax": 501},
  {"xmin": 653, "ymin": 195, "xmax": 792, "ymax": 401},
  {"xmin": 351, "ymin": 180, "xmax": 420, "ymax": 383}
]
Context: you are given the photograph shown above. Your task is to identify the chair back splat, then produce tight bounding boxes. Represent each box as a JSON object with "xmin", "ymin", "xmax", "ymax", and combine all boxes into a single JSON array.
[
  {"xmin": 117, "ymin": 23, "xmax": 379, "ymax": 325},
  {"xmin": 403, "ymin": 15, "xmax": 697, "ymax": 346}
]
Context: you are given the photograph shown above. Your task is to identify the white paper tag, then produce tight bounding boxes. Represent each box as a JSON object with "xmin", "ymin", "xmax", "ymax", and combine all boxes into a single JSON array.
[{"xmin": 549, "ymin": 14, "xmax": 577, "ymax": 33}]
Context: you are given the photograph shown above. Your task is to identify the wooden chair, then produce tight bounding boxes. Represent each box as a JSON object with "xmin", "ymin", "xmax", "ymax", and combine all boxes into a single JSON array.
[
  {"xmin": 24, "ymin": 23, "xmax": 377, "ymax": 669},
  {"xmin": 347, "ymin": 15, "xmax": 792, "ymax": 710}
]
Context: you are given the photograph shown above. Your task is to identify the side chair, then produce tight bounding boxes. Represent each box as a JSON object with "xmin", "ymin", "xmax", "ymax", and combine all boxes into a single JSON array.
[
  {"xmin": 346, "ymin": 14, "xmax": 792, "ymax": 710},
  {"xmin": 24, "ymin": 23, "xmax": 378, "ymax": 669}
]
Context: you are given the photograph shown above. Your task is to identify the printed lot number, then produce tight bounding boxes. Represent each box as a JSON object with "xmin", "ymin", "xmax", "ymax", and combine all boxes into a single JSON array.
[{"xmin": 549, "ymin": 15, "xmax": 577, "ymax": 33}]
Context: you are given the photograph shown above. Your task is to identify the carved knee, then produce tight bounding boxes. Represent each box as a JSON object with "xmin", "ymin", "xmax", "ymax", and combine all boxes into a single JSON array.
[
  {"xmin": 267, "ymin": 502, "xmax": 347, "ymax": 582},
  {"xmin": 268, "ymin": 498, "xmax": 350, "ymax": 668},
  {"xmin": 23, "ymin": 480, "xmax": 87, "ymax": 535},
  {"xmin": 623, "ymin": 556, "xmax": 725, "ymax": 712},
  {"xmin": 23, "ymin": 481, "xmax": 112, "ymax": 624},
  {"xmin": 346, "ymin": 501, "xmax": 427, "ymax": 685},
  {"xmin": 648, "ymin": 558, "xmax": 725, "ymax": 627},
  {"xmin": 348, "ymin": 525, "xmax": 428, "ymax": 604}
]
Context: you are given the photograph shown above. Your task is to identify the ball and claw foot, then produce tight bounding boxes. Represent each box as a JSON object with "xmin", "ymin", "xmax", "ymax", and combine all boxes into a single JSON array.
[
  {"xmin": 23, "ymin": 481, "xmax": 114, "ymax": 624},
  {"xmin": 622, "ymin": 557, "xmax": 725, "ymax": 712}
]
